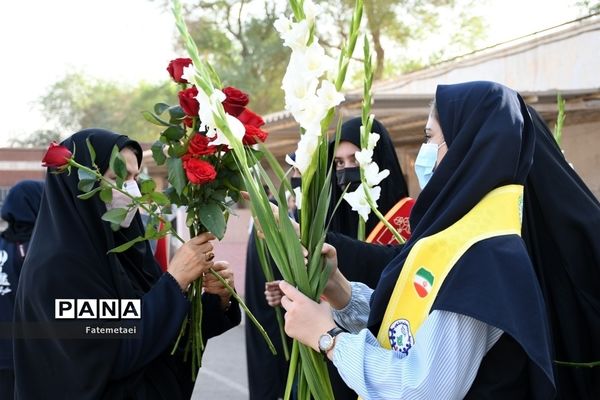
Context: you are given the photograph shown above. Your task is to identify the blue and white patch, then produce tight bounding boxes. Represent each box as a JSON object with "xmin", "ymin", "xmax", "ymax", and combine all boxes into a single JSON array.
[
  {"xmin": 0, "ymin": 250, "xmax": 11, "ymax": 296},
  {"xmin": 388, "ymin": 318, "xmax": 414, "ymax": 357}
]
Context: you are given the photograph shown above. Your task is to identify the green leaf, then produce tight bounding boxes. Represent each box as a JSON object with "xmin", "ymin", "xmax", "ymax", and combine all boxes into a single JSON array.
[
  {"xmin": 108, "ymin": 236, "xmax": 146, "ymax": 253},
  {"xmin": 163, "ymin": 126, "xmax": 185, "ymax": 141},
  {"xmin": 168, "ymin": 105, "xmax": 185, "ymax": 122},
  {"xmin": 109, "ymin": 146, "xmax": 128, "ymax": 180},
  {"xmin": 137, "ymin": 173, "xmax": 156, "ymax": 195},
  {"xmin": 141, "ymin": 111, "xmax": 170, "ymax": 127},
  {"xmin": 86, "ymin": 138, "xmax": 96, "ymax": 164},
  {"xmin": 101, "ymin": 208, "xmax": 128, "ymax": 225},
  {"xmin": 198, "ymin": 202, "xmax": 226, "ymax": 240},
  {"xmin": 154, "ymin": 102, "xmax": 170, "ymax": 115},
  {"xmin": 151, "ymin": 141, "xmax": 166, "ymax": 165},
  {"xmin": 99, "ymin": 187, "xmax": 113, "ymax": 203},
  {"xmin": 167, "ymin": 157, "xmax": 186, "ymax": 195},
  {"xmin": 77, "ymin": 169, "xmax": 97, "ymax": 192},
  {"xmin": 149, "ymin": 191, "xmax": 171, "ymax": 206},
  {"xmin": 77, "ymin": 186, "xmax": 101, "ymax": 200}
]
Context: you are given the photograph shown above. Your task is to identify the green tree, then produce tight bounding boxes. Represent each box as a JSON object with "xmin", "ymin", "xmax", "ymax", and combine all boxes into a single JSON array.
[
  {"xmin": 8, "ymin": 129, "xmax": 62, "ymax": 148},
  {"xmin": 36, "ymin": 72, "xmax": 178, "ymax": 143}
]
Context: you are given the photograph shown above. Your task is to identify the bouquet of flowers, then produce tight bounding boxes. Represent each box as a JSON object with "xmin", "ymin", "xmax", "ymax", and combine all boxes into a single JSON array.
[{"xmin": 41, "ymin": 57, "xmax": 275, "ymax": 381}]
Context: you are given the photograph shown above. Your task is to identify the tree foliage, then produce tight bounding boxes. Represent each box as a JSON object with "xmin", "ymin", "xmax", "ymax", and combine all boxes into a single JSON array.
[
  {"xmin": 35, "ymin": 72, "xmax": 178, "ymax": 144},
  {"xmin": 167, "ymin": 0, "xmax": 485, "ymax": 113},
  {"xmin": 576, "ymin": 0, "xmax": 600, "ymax": 14}
]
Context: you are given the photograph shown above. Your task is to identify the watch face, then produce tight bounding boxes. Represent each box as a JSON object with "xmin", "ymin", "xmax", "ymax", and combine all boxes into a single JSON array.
[{"xmin": 319, "ymin": 334, "xmax": 333, "ymax": 351}]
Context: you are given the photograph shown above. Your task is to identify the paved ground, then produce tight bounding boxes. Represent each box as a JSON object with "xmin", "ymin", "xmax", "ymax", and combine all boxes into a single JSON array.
[
  {"xmin": 192, "ymin": 320, "xmax": 248, "ymax": 400},
  {"xmin": 191, "ymin": 210, "xmax": 252, "ymax": 399}
]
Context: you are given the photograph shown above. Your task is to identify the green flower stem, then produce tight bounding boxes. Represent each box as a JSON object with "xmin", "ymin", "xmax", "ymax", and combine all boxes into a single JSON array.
[
  {"xmin": 284, "ymin": 340, "xmax": 300, "ymax": 400},
  {"xmin": 67, "ymin": 158, "xmax": 186, "ymax": 243},
  {"xmin": 363, "ymin": 185, "xmax": 405, "ymax": 244},
  {"xmin": 208, "ymin": 268, "xmax": 277, "ymax": 355}
]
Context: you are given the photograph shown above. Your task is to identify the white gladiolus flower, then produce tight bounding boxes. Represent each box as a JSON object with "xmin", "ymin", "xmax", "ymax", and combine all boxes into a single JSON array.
[
  {"xmin": 316, "ymin": 80, "xmax": 345, "ymax": 110},
  {"xmin": 287, "ymin": 134, "xmax": 319, "ymax": 174},
  {"xmin": 195, "ymin": 90, "xmax": 216, "ymax": 131},
  {"xmin": 295, "ymin": 96, "xmax": 327, "ymax": 133},
  {"xmin": 343, "ymin": 184, "xmax": 381, "ymax": 221},
  {"xmin": 210, "ymin": 89, "xmax": 226, "ymax": 104},
  {"xmin": 282, "ymin": 20, "xmax": 310, "ymax": 51},
  {"xmin": 367, "ymin": 132, "xmax": 380, "ymax": 151},
  {"xmin": 364, "ymin": 162, "xmax": 390, "ymax": 187},
  {"xmin": 181, "ymin": 64, "xmax": 196, "ymax": 83},
  {"xmin": 354, "ymin": 149, "xmax": 373, "ymax": 166},
  {"xmin": 282, "ymin": 72, "xmax": 318, "ymax": 113},
  {"xmin": 274, "ymin": 14, "xmax": 293, "ymax": 35},
  {"xmin": 293, "ymin": 43, "xmax": 330, "ymax": 80},
  {"xmin": 303, "ymin": 0, "xmax": 321, "ymax": 23},
  {"xmin": 206, "ymin": 113, "xmax": 245, "ymax": 147}
]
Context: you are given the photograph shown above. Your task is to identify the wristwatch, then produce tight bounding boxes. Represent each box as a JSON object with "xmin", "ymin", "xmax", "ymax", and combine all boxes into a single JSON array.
[{"xmin": 318, "ymin": 326, "xmax": 345, "ymax": 355}]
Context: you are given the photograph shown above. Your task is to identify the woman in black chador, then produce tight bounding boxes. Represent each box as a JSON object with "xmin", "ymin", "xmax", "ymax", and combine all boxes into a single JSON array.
[
  {"xmin": 13, "ymin": 129, "xmax": 241, "ymax": 399},
  {"xmin": 0, "ymin": 180, "xmax": 44, "ymax": 399}
]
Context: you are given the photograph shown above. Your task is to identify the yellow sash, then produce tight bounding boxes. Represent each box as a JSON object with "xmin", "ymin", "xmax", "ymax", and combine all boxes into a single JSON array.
[{"xmin": 375, "ymin": 185, "xmax": 524, "ymax": 352}]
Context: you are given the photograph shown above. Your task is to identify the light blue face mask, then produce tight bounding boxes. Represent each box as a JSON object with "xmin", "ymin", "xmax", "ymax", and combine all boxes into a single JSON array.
[{"xmin": 414, "ymin": 142, "xmax": 445, "ymax": 189}]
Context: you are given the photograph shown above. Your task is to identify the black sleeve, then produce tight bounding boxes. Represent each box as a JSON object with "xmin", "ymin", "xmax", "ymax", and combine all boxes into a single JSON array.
[
  {"xmin": 111, "ymin": 272, "xmax": 189, "ymax": 379},
  {"xmin": 325, "ymin": 231, "xmax": 403, "ymax": 288},
  {"xmin": 201, "ymin": 293, "xmax": 242, "ymax": 341}
]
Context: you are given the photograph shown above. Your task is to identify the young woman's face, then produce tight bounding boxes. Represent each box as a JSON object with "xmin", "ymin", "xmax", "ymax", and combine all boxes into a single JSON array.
[
  {"xmin": 103, "ymin": 147, "xmax": 140, "ymax": 181},
  {"xmin": 334, "ymin": 141, "xmax": 360, "ymax": 170},
  {"xmin": 424, "ymin": 114, "xmax": 447, "ymax": 168}
]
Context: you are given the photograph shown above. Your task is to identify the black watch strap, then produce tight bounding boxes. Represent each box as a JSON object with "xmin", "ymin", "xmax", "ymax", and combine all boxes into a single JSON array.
[{"xmin": 319, "ymin": 326, "xmax": 345, "ymax": 355}]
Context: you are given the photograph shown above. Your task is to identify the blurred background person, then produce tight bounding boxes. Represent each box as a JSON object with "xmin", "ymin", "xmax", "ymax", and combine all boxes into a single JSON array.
[{"xmin": 0, "ymin": 180, "xmax": 44, "ymax": 399}]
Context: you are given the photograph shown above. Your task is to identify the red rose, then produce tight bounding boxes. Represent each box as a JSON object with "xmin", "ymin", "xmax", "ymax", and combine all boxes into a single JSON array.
[
  {"xmin": 242, "ymin": 125, "xmax": 268, "ymax": 145},
  {"xmin": 188, "ymin": 133, "xmax": 217, "ymax": 156},
  {"xmin": 179, "ymin": 86, "xmax": 199, "ymax": 116},
  {"xmin": 222, "ymin": 86, "xmax": 249, "ymax": 117},
  {"xmin": 167, "ymin": 58, "xmax": 193, "ymax": 83},
  {"xmin": 42, "ymin": 142, "xmax": 73, "ymax": 170},
  {"xmin": 237, "ymin": 108, "xmax": 264, "ymax": 128},
  {"xmin": 183, "ymin": 157, "xmax": 217, "ymax": 185},
  {"xmin": 183, "ymin": 116, "xmax": 194, "ymax": 128}
]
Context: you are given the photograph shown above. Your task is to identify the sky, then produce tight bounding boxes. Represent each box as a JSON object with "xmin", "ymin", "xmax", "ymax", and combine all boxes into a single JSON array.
[{"xmin": 0, "ymin": 0, "xmax": 583, "ymax": 147}]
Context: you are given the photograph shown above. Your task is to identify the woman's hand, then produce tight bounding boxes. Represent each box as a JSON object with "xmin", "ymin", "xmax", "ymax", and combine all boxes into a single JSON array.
[
  {"xmin": 320, "ymin": 243, "xmax": 352, "ymax": 310},
  {"xmin": 167, "ymin": 232, "xmax": 216, "ymax": 291},
  {"xmin": 203, "ymin": 261, "xmax": 235, "ymax": 310},
  {"xmin": 279, "ymin": 281, "xmax": 337, "ymax": 353},
  {"xmin": 265, "ymin": 280, "xmax": 283, "ymax": 307}
]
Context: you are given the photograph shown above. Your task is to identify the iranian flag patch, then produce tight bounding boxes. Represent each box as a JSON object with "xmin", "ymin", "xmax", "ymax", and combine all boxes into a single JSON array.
[{"xmin": 413, "ymin": 267, "xmax": 434, "ymax": 298}]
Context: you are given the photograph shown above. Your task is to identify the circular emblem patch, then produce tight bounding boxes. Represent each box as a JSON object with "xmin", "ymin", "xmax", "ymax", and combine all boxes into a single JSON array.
[{"xmin": 388, "ymin": 319, "xmax": 414, "ymax": 357}]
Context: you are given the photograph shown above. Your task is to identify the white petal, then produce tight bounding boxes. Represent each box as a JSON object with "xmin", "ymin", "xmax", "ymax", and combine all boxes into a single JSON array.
[
  {"xmin": 367, "ymin": 132, "xmax": 380, "ymax": 151},
  {"xmin": 316, "ymin": 80, "xmax": 344, "ymax": 109},
  {"xmin": 303, "ymin": 0, "xmax": 321, "ymax": 23},
  {"xmin": 274, "ymin": 14, "xmax": 292, "ymax": 35},
  {"xmin": 354, "ymin": 149, "xmax": 373, "ymax": 167},
  {"xmin": 343, "ymin": 184, "xmax": 371, "ymax": 221},
  {"xmin": 181, "ymin": 64, "xmax": 196, "ymax": 83},
  {"xmin": 282, "ymin": 20, "xmax": 309, "ymax": 51},
  {"xmin": 364, "ymin": 162, "xmax": 390, "ymax": 187}
]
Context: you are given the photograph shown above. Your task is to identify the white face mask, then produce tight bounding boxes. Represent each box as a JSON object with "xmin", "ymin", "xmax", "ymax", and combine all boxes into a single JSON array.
[
  {"xmin": 414, "ymin": 142, "xmax": 445, "ymax": 189},
  {"xmin": 106, "ymin": 179, "xmax": 141, "ymax": 228}
]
